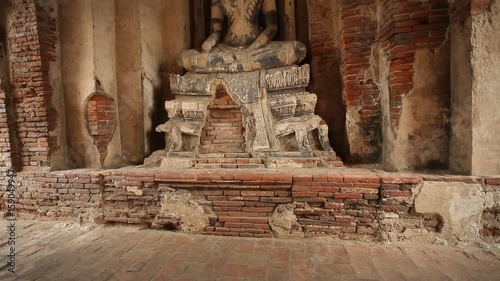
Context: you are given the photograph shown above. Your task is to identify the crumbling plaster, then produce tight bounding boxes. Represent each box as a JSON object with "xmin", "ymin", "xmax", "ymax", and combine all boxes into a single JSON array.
[
  {"xmin": 92, "ymin": 0, "xmax": 125, "ymax": 168},
  {"xmin": 386, "ymin": 181, "xmax": 497, "ymax": 246},
  {"xmin": 58, "ymin": 0, "xmax": 165, "ymax": 168},
  {"xmin": 416, "ymin": 182, "xmax": 497, "ymax": 243},
  {"xmin": 450, "ymin": 18, "xmax": 473, "ymax": 174},
  {"xmin": 36, "ymin": 0, "xmax": 68, "ymax": 170},
  {"xmin": 155, "ymin": 186, "xmax": 214, "ymax": 233},
  {"xmin": 140, "ymin": 0, "xmax": 163, "ymax": 155},
  {"xmin": 380, "ymin": 47, "xmax": 450, "ymax": 171},
  {"xmin": 59, "ymin": 0, "xmax": 100, "ymax": 168},
  {"xmin": 450, "ymin": 0, "xmax": 500, "ymax": 176},
  {"xmin": 115, "ymin": 0, "xmax": 144, "ymax": 165},
  {"xmin": 470, "ymin": 1, "xmax": 500, "ymax": 175}
]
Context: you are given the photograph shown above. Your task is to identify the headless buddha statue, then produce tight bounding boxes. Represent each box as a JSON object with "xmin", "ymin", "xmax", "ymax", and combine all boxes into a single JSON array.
[{"xmin": 178, "ymin": 0, "xmax": 307, "ymax": 73}]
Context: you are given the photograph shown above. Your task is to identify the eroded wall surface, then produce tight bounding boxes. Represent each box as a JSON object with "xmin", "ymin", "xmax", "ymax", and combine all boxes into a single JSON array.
[
  {"xmin": 450, "ymin": 16, "xmax": 473, "ymax": 174},
  {"xmin": 140, "ymin": 0, "xmax": 163, "ymax": 155},
  {"xmin": 115, "ymin": 0, "xmax": 144, "ymax": 165},
  {"xmin": 377, "ymin": 0, "xmax": 451, "ymax": 171},
  {"xmin": 450, "ymin": 0, "xmax": 500, "ymax": 176},
  {"xmin": 334, "ymin": 0, "xmax": 381, "ymax": 162},
  {"xmin": 57, "ymin": 0, "xmax": 164, "ymax": 168},
  {"xmin": 59, "ymin": 0, "xmax": 100, "ymax": 168},
  {"xmin": 0, "ymin": 1, "xmax": 11, "ymax": 170},
  {"xmin": 470, "ymin": 1, "xmax": 500, "ymax": 175},
  {"xmin": 307, "ymin": 0, "xmax": 350, "ymax": 160},
  {"xmin": 2, "ymin": 168, "xmax": 498, "ymax": 244},
  {"xmin": 1, "ymin": 0, "xmax": 498, "ymax": 174},
  {"xmin": 381, "ymin": 48, "xmax": 451, "ymax": 171}
]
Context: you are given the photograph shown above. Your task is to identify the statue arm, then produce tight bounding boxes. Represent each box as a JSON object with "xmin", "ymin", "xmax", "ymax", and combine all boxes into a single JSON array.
[
  {"xmin": 202, "ymin": 0, "xmax": 224, "ymax": 52},
  {"xmin": 249, "ymin": 0, "xmax": 278, "ymax": 49}
]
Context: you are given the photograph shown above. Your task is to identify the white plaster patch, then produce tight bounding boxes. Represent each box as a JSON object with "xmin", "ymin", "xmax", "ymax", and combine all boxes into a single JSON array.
[
  {"xmin": 126, "ymin": 186, "xmax": 143, "ymax": 196},
  {"xmin": 414, "ymin": 182, "xmax": 488, "ymax": 244}
]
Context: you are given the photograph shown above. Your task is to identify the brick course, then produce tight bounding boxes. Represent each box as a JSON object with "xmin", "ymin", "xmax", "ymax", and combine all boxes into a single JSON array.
[{"xmin": 2, "ymin": 168, "xmax": 498, "ymax": 240}]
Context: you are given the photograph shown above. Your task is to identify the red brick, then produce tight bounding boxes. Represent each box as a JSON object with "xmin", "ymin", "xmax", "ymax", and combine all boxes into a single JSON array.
[
  {"xmin": 242, "ymin": 207, "xmax": 274, "ymax": 213},
  {"xmin": 213, "ymin": 201, "xmax": 245, "ymax": 207},
  {"xmin": 324, "ymin": 203, "xmax": 343, "ymax": 210},
  {"xmin": 241, "ymin": 217, "xmax": 268, "ymax": 224},
  {"xmin": 241, "ymin": 191, "xmax": 274, "ymax": 197},
  {"xmin": 333, "ymin": 193, "xmax": 363, "ymax": 199},
  {"xmin": 485, "ymin": 178, "xmax": 500, "ymax": 185}
]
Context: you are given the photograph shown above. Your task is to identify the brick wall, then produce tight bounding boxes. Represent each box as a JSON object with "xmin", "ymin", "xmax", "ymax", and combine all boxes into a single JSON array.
[
  {"xmin": 338, "ymin": 0, "xmax": 381, "ymax": 161},
  {"xmin": 307, "ymin": 0, "xmax": 348, "ymax": 159},
  {"xmin": 8, "ymin": 0, "xmax": 58, "ymax": 170},
  {"xmin": 481, "ymin": 180, "xmax": 500, "ymax": 239},
  {"xmin": 199, "ymin": 87, "xmax": 246, "ymax": 155},
  {"xmin": 85, "ymin": 94, "xmax": 118, "ymax": 164},
  {"xmin": 309, "ymin": 1, "xmax": 336, "ymax": 78},
  {"xmin": 0, "ymin": 87, "xmax": 13, "ymax": 170},
  {"xmin": 379, "ymin": 0, "xmax": 449, "ymax": 130},
  {"xmin": 2, "ymin": 168, "xmax": 497, "ymax": 241}
]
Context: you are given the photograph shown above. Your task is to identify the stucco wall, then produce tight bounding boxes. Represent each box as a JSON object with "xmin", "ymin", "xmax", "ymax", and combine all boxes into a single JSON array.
[
  {"xmin": 162, "ymin": 0, "xmax": 190, "ymax": 74},
  {"xmin": 450, "ymin": 19, "xmax": 473, "ymax": 174},
  {"xmin": 470, "ymin": 1, "xmax": 500, "ymax": 175},
  {"xmin": 140, "ymin": 0, "xmax": 163, "ymax": 155},
  {"xmin": 115, "ymin": 0, "xmax": 144, "ymax": 165},
  {"xmin": 382, "ymin": 47, "xmax": 451, "ymax": 171},
  {"xmin": 58, "ymin": 0, "xmax": 164, "ymax": 168},
  {"xmin": 450, "ymin": 0, "xmax": 500, "ymax": 176},
  {"xmin": 59, "ymin": 0, "xmax": 100, "ymax": 168}
]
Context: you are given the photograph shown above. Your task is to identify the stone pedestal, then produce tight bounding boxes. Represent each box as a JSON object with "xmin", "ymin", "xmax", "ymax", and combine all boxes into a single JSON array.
[{"xmin": 146, "ymin": 64, "xmax": 342, "ymax": 169}]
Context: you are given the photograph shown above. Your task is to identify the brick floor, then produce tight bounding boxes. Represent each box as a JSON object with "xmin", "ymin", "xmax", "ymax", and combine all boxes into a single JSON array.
[{"xmin": 0, "ymin": 220, "xmax": 499, "ymax": 281}]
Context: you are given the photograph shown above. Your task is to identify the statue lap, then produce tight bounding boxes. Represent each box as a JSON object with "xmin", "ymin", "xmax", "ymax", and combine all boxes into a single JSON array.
[{"xmin": 178, "ymin": 41, "xmax": 307, "ymax": 73}]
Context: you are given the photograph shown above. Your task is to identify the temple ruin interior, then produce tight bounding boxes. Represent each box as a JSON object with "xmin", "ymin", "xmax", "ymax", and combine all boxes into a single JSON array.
[{"xmin": 0, "ymin": 0, "xmax": 499, "ymax": 245}]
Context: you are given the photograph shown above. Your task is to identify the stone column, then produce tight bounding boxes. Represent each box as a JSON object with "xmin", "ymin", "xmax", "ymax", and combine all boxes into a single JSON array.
[{"xmin": 450, "ymin": 0, "xmax": 500, "ymax": 175}]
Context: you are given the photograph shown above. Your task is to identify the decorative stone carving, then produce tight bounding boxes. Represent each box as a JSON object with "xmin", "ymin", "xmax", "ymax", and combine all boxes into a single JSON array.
[
  {"xmin": 265, "ymin": 65, "xmax": 310, "ymax": 90},
  {"xmin": 169, "ymin": 74, "xmax": 210, "ymax": 95},
  {"xmin": 269, "ymin": 92, "xmax": 332, "ymax": 153},
  {"xmin": 147, "ymin": 0, "xmax": 342, "ymax": 168},
  {"xmin": 156, "ymin": 100, "xmax": 209, "ymax": 153},
  {"xmin": 269, "ymin": 96, "xmax": 297, "ymax": 117},
  {"xmin": 150, "ymin": 64, "xmax": 341, "ymax": 168}
]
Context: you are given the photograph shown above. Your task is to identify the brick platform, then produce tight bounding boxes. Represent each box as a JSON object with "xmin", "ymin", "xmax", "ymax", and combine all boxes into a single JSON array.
[{"xmin": 1, "ymin": 166, "xmax": 498, "ymax": 241}]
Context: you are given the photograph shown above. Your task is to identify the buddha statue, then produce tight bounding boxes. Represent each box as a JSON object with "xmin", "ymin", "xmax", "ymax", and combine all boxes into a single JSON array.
[{"xmin": 178, "ymin": 0, "xmax": 307, "ymax": 73}]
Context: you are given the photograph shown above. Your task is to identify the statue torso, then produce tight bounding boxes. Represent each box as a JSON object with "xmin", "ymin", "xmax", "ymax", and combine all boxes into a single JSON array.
[{"xmin": 219, "ymin": 0, "xmax": 263, "ymax": 47}]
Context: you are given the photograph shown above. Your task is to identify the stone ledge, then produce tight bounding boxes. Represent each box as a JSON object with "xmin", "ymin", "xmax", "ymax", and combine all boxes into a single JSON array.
[{"xmin": 1, "ymin": 167, "xmax": 498, "ymax": 243}]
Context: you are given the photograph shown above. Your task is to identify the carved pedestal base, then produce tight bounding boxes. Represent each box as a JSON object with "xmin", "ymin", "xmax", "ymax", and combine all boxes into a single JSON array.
[{"xmin": 145, "ymin": 64, "xmax": 343, "ymax": 169}]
